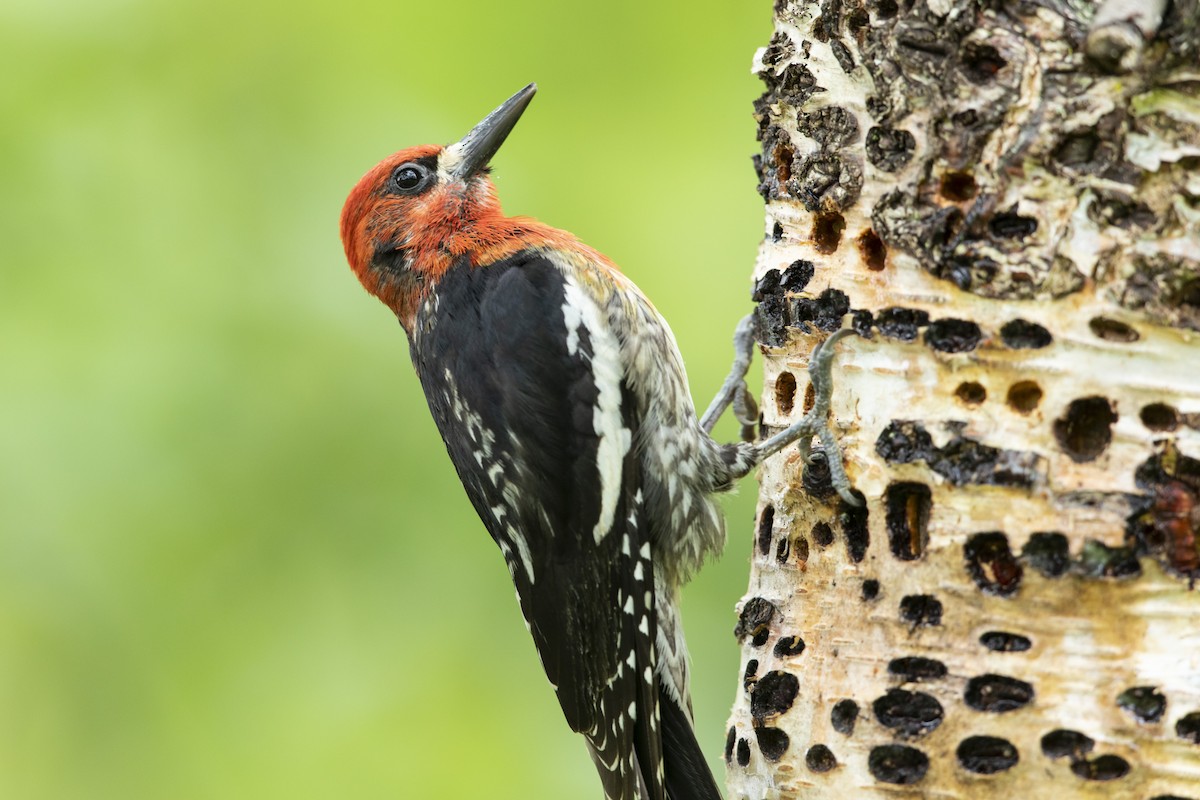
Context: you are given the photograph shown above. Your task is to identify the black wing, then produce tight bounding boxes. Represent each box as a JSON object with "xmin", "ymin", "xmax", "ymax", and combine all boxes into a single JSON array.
[{"xmin": 409, "ymin": 251, "xmax": 664, "ymax": 800}]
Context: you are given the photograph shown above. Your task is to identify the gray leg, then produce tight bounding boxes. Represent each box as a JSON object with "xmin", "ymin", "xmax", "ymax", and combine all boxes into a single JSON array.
[
  {"xmin": 751, "ymin": 328, "xmax": 861, "ymax": 506},
  {"xmin": 699, "ymin": 314, "xmax": 758, "ymax": 435}
]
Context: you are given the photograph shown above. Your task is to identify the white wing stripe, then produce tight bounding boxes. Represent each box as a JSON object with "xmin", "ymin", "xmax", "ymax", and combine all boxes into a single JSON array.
[{"xmin": 562, "ymin": 276, "xmax": 631, "ymax": 544}]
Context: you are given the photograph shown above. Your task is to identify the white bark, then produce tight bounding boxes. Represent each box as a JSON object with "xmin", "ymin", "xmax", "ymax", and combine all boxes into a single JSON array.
[{"xmin": 726, "ymin": 0, "xmax": 1200, "ymax": 797}]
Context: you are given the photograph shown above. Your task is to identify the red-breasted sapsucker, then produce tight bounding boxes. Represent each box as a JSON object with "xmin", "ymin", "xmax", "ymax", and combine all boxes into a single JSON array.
[{"xmin": 339, "ymin": 84, "xmax": 856, "ymax": 800}]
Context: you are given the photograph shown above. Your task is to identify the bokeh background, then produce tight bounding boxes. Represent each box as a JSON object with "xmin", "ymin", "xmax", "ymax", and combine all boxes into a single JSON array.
[{"xmin": 0, "ymin": 1, "xmax": 774, "ymax": 797}]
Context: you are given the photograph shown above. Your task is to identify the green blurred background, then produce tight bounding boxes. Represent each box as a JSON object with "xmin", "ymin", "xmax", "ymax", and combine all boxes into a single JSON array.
[{"xmin": 0, "ymin": 1, "xmax": 772, "ymax": 797}]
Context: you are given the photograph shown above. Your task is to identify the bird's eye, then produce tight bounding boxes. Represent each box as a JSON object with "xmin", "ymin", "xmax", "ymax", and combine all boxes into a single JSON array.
[{"xmin": 391, "ymin": 163, "xmax": 429, "ymax": 194}]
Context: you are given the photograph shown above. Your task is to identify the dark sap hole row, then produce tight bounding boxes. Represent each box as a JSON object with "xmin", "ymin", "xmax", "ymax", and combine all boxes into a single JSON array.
[
  {"xmin": 876, "ymin": 420, "xmax": 1042, "ymax": 488},
  {"xmin": 757, "ymin": 504, "xmax": 815, "ymax": 568},
  {"xmin": 727, "ymin": 734, "xmax": 1024, "ymax": 780},
  {"xmin": 878, "ymin": 500, "xmax": 1181, "ymax": 586},
  {"xmin": 747, "ymin": 499, "xmax": 1195, "ymax": 742},
  {"xmin": 730, "ymin": 678, "xmax": 1200, "ymax": 781},
  {"xmin": 738, "ymin": 600, "xmax": 1032, "ymax": 699},
  {"xmin": 1032, "ymin": 705, "xmax": 1200, "ymax": 758},
  {"xmin": 739, "ymin": 603, "xmax": 1033, "ymax": 724},
  {"xmin": 752, "ymin": 265, "xmax": 1069, "ymax": 360},
  {"xmin": 949, "ymin": 377, "xmax": 1046, "ymax": 414},
  {"xmin": 897, "ymin": 593, "xmax": 1033, "ymax": 647},
  {"xmin": 878, "ymin": 399, "xmax": 1119, "ymax": 488},
  {"xmin": 1041, "ymin": 729, "xmax": 1130, "ymax": 781},
  {"xmin": 754, "ymin": 502, "xmax": 856, "ymax": 570},
  {"xmin": 871, "ymin": 674, "xmax": 1033, "ymax": 739},
  {"xmin": 775, "ymin": 533, "xmax": 809, "ymax": 566},
  {"xmin": 881, "ymin": 486, "xmax": 1037, "ymax": 595},
  {"xmin": 727, "ymin": 706, "xmax": 1200, "ymax": 780},
  {"xmin": 880, "ymin": 414, "xmax": 1199, "ymax": 562},
  {"xmin": 752, "ymin": 461, "xmax": 869, "ymax": 563},
  {"xmin": 933, "ymin": 379, "xmax": 1175, "ymax": 431},
  {"xmin": 724, "ymin": 732, "xmax": 1190, "ymax": 786},
  {"xmin": 756, "ymin": 266, "xmax": 1154, "ymax": 373}
]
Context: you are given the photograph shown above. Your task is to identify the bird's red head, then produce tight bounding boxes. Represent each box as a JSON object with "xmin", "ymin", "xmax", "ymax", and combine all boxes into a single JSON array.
[{"xmin": 341, "ymin": 84, "xmax": 577, "ymax": 330}]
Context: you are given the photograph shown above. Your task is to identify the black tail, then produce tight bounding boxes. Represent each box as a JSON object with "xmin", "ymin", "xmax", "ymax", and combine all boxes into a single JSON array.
[{"xmin": 658, "ymin": 683, "xmax": 723, "ymax": 800}]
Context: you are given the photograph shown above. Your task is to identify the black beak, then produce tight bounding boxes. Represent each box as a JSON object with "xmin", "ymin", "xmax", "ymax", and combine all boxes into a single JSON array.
[{"xmin": 446, "ymin": 83, "xmax": 537, "ymax": 181}]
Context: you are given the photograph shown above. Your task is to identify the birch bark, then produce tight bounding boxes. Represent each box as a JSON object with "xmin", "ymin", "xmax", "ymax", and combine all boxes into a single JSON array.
[{"xmin": 726, "ymin": 0, "xmax": 1200, "ymax": 796}]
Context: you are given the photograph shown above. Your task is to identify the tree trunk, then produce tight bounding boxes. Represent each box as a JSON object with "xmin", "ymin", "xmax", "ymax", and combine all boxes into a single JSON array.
[{"xmin": 725, "ymin": 0, "xmax": 1200, "ymax": 797}]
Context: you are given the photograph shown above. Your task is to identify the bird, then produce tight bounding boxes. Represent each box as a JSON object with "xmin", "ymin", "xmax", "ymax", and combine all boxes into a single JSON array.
[{"xmin": 339, "ymin": 83, "xmax": 856, "ymax": 800}]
